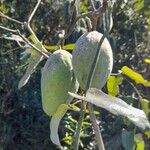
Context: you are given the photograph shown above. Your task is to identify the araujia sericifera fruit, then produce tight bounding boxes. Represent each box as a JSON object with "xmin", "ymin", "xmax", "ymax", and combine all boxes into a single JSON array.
[
  {"xmin": 72, "ymin": 31, "xmax": 113, "ymax": 90},
  {"xmin": 41, "ymin": 49, "xmax": 79, "ymax": 116}
]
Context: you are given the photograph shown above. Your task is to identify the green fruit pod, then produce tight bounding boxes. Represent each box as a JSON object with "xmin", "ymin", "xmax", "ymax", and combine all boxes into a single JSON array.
[
  {"xmin": 72, "ymin": 31, "xmax": 113, "ymax": 90},
  {"xmin": 41, "ymin": 49, "xmax": 79, "ymax": 116}
]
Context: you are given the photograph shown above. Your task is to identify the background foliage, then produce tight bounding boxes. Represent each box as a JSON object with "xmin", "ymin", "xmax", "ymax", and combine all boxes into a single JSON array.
[{"xmin": 0, "ymin": 0, "xmax": 150, "ymax": 149}]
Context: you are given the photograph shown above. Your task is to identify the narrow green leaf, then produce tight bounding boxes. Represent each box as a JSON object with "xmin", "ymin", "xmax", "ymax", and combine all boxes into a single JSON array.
[
  {"xmin": 44, "ymin": 43, "xmax": 75, "ymax": 51},
  {"xmin": 63, "ymin": 43, "xmax": 75, "ymax": 50},
  {"xmin": 144, "ymin": 130, "xmax": 150, "ymax": 139},
  {"xmin": 140, "ymin": 99, "xmax": 150, "ymax": 118},
  {"xmin": 50, "ymin": 104, "xmax": 69, "ymax": 147},
  {"xmin": 134, "ymin": 133, "xmax": 145, "ymax": 150},
  {"xmin": 134, "ymin": 0, "xmax": 144, "ymax": 11},
  {"xmin": 121, "ymin": 66, "xmax": 150, "ymax": 87},
  {"xmin": 18, "ymin": 51, "xmax": 43, "ymax": 89},
  {"xmin": 18, "ymin": 35, "xmax": 47, "ymax": 89}
]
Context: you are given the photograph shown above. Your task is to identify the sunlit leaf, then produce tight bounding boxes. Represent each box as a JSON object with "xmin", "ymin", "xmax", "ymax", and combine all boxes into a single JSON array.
[
  {"xmin": 69, "ymin": 88, "xmax": 150, "ymax": 130},
  {"xmin": 107, "ymin": 75, "xmax": 123, "ymax": 96},
  {"xmin": 18, "ymin": 55, "xmax": 42, "ymax": 89},
  {"xmin": 67, "ymin": 116, "xmax": 78, "ymax": 124},
  {"xmin": 44, "ymin": 43, "xmax": 75, "ymax": 51},
  {"xmin": 64, "ymin": 44, "xmax": 75, "ymax": 50},
  {"xmin": 85, "ymin": 109, "xmax": 100, "ymax": 115},
  {"xmin": 121, "ymin": 66, "xmax": 150, "ymax": 87},
  {"xmin": 18, "ymin": 35, "xmax": 47, "ymax": 89},
  {"xmin": 50, "ymin": 104, "xmax": 69, "ymax": 148},
  {"xmin": 62, "ymin": 135, "xmax": 72, "ymax": 145},
  {"xmin": 80, "ymin": 133, "xmax": 91, "ymax": 138},
  {"xmin": 0, "ymin": 6, "xmax": 9, "ymax": 13},
  {"xmin": 65, "ymin": 125, "xmax": 75, "ymax": 133},
  {"xmin": 140, "ymin": 99, "xmax": 150, "ymax": 118},
  {"xmin": 134, "ymin": 133, "xmax": 145, "ymax": 150},
  {"xmin": 82, "ymin": 121, "xmax": 91, "ymax": 126},
  {"xmin": 134, "ymin": 0, "xmax": 144, "ymax": 11},
  {"xmin": 144, "ymin": 58, "xmax": 150, "ymax": 64},
  {"xmin": 144, "ymin": 130, "xmax": 150, "ymax": 139},
  {"xmin": 68, "ymin": 104, "xmax": 80, "ymax": 112},
  {"xmin": 121, "ymin": 129, "xmax": 135, "ymax": 150}
]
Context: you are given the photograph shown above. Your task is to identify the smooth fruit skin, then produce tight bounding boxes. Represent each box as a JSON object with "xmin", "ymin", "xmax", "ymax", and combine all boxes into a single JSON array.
[
  {"xmin": 72, "ymin": 31, "xmax": 113, "ymax": 90},
  {"xmin": 41, "ymin": 50, "xmax": 79, "ymax": 116}
]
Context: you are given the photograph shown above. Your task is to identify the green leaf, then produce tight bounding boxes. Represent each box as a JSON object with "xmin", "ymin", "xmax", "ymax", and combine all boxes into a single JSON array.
[
  {"xmin": 43, "ymin": 45, "xmax": 57, "ymax": 51},
  {"xmin": 44, "ymin": 43, "xmax": 75, "ymax": 51},
  {"xmin": 18, "ymin": 35, "xmax": 47, "ymax": 89},
  {"xmin": 144, "ymin": 130, "xmax": 150, "ymax": 139},
  {"xmin": 134, "ymin": 133, "xmax": 145, "ymax": 150},
  {"xmin": 69, "ymin": 88, "xmax": 150, "ymax": 130},
  {"xmin": 134, "ymin": 0, "xmax": 144, "ymax": 12},
  {"xmin": 65, "ymin": 125, "xmax": 75, "ymax": 133},
  {"xmin": 140, "ymin": 99, "xmax": 150, "ymax": 118},
  {"xmin": 18, "ymin": 53, "xmax": 43, "ymax": 89},
  {"xmin": 63, "ymin": 43, "xmax": 75, "ymax": 50},
  {"xmin": 144, "ymin": 58, "xmax": 150, "ymax": 64},
  {"xmin": 62, "ymin": 135, "xmax": 72, "ymax": 145},
  {"xmin": 121, "ymin": 66, "xmax": 150, "ymax": 87},
  {"xmin": 121, "ymin": 129, "xmax": 135, "ymax": 150},
  {"xmin": 50, "ymin": 104, "xmax": 69, "ymax": 148},
  {"xmin": 69, "ymin": 104, "xmax": 80, "ymax": 112},
  {"xmin": 0, "ymin": 6, "xmax": 9, "ymax": 13},
  {"xmin": 82, "ymin": 121, "xmax": 90, "ymax": 126},
  {"xmin": 107, "ymin": 75, "xmax": 123, "ymax": 96},
  {"xmin": 67, "ymin": 116, "xmax": 78, "ymax": 124}
]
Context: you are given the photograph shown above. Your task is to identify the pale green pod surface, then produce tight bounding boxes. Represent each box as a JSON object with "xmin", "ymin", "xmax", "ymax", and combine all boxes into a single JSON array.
[
  {"xmin": 41, "ymin": 49, "xmax": 79, "ymax": 116},
  {"xmin": 72, "ymin": 31, "xmax": 113, "ymax": 90}
]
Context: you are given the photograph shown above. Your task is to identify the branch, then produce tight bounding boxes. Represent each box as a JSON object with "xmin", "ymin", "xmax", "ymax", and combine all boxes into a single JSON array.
[
  {"xmin": 88, "ymin": 104, "xmax": 105, "ymax": 150},
  {"xmin": 71, "ymin": 1, "xmax": 108, "ymax": 149},
  {"xmin": 1, "ymin": 47, "xmax": 20, "ymax": 55},
  {"xmin": 17, "ymin": 31, "xmax": 49, "ymax": 59},
  {"xmin": 28, "ymin": 0, "xmax": 42, "ymax": 23},
  {"xmin": 63, "ymin": 0, "xmax": 108, "ymax": 40},
  {"xmin": 122, "ymin": 75, "xmax": 142, "ymax": 102},
  {"xmin": 72, "ymin": 101, "xmax": 86, "ymax": 150},
  {"xmin": 0, "ymin": 25, "xmax": 49, "ymax": 58},
  {"xmin": 89, "ymin": 0, "xmax": 96, "ymax": 11},
  {"xmin": 0, "ymin": 12, "xmax": 23, "ymax": 25},
  {"xmin": 25, "ymin": 0, "xmax": 48, "ymax": 52},
  {"xmin": 0, "ymin": 25, "xmax": 17, "ymax": 33}
]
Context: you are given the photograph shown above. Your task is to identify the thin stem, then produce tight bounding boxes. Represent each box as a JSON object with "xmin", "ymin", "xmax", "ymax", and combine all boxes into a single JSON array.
[
  {"xmin": 0, "ymin": 25, "xmax": 17, "ymax": 33},
  {"xmin": 87, "ymin": 104, "xmax": 105, "ymax": 150},
  {"xmin": 63, "ymin": 0, "xmax": 108, "ymax": 40},
  {"xmin": 1, "ymin": 47, "xmax": 20, "ymax": 55},
  {"xmin": 25, "ymin": 0, "xmax": 48, "ymax": 53},
  {"xmin": 122, "ymin": 75, "xmax": 142, "ymax": 101},
  {"xmin": 0, "ymin": 12, "xmax": 23, "ymax": 25},
  {"xmin": 0, "ymin": 24, "xmax": 49, "ymax": 58},
  {"xmin": 17, "ymin": 31, "xmax": 49, "ymax": 59},
  {"xmin": 84, "ymin": 1, "xmax": 108, "ymax": 147},
  {"xmin": 24, "ymin": 22, "xmax": 39, "ymax": 42},
  {"xmin": 89, "ymin": 0, "xmax": 96, "ymax": 11},
  {"xmin": 27, "ymin": 0, "xmax": 42, "ymax": 23},
  {"xmin": 72, "ymin": 101, "xmax": 86, "ymax": 150},
  {"xmin": 71, "ymin": 1, "xmax": 108, "ymax": 149}
]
